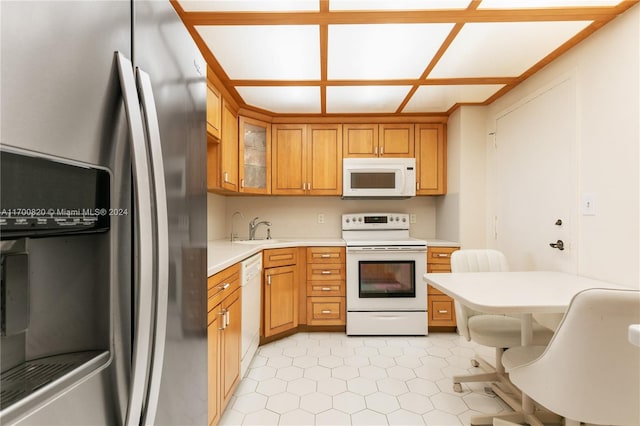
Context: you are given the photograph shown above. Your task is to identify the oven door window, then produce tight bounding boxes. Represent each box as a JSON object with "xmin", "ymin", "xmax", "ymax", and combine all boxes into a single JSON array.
[{"xmin": 359, "ymin": 260, "xmax": 415, "ymax": 298}]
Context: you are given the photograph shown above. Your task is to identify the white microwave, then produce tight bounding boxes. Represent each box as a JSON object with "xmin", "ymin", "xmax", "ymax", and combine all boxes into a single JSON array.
[{"xmin": 342, "ymin": 158, "xmax": 416, "ymax": 199}]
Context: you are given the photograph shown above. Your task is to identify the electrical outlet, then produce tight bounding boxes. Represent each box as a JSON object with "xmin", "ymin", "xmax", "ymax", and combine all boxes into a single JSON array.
[
  {"xmin": 317, "ymin": 213, "xmax": 325, "ymax": 224},
  {"xmin": 410, "ymin": 214, "xmax": 417, "ymax": 224}
]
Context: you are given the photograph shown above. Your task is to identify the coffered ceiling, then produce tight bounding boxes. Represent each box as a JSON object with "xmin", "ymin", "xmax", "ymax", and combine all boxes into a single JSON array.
[{"xmin": 173, "ymin": 0, "xmax": 635, "ymax": 117}]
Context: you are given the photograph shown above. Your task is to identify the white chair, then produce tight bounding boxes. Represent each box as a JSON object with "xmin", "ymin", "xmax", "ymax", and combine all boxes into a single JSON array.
[
  {"xmin": 451, "ymin": 249, "xmax": 554, "ymax": 393},
  {"xmin": 502, "ymin": 288, "xmax": 640, "ymax": 426}
]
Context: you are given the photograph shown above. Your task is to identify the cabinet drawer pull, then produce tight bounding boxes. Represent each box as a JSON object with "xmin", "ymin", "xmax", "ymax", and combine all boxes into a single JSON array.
[
  {"xmin": 436, "ymin": 253, "xmax": 450, "ymax": 258},
  {"xmin": 267, "ymin": 275, "xmax": 271, "ymax": 285},
  {"xmin": 217, "ymin": 283, "xmax": 230, "ymax": 290},
  {"xmin": 438, "ymin": 310, "xmax": 449, "ymax": 314},
  {"xmin": 321, "ymin": 270, "xmax": 332, "ymax": 275},
  {"xmin": 321, "ymin": 287, "xmax": 332, "ymax": 291},
  {"xmin": 241, "ymin": 178, "xmax": 245, "ymax": 188},
  {"xmin": 320, "ymin": 254, "xmax": 332, "ymax": 258},
  {"xmin": 321, "ymin": 310, "xmax": 332, "ymax": 314}
]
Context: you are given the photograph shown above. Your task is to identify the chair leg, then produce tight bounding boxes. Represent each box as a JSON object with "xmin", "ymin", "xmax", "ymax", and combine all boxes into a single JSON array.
[{"xmin": 453, "ymin": 349, "xmax": 504, "ymax": 392}]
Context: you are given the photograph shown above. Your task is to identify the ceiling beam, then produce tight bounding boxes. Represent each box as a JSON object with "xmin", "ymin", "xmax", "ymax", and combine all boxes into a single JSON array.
[
  {"xmin": 182, "ymin": 6, "xmax": 630, "ymax": 26},
  {"xmin": 229, "ymin": 77, "xmax": 517, "ymax": 87}
]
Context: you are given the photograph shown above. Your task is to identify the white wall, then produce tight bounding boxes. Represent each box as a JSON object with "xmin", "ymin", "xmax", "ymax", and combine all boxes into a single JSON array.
[
  {"xmin": 436, "ymin": 106, "xmax": 487, "ymax": 249},
  {"xmin": 482, "ymin": 5, "xmax": 640, "ymax": 288},
  {"xmin": 219, "ymin": 196, "xmax": 437, "ymax": 240},
  {"xmin": 207, "ymin": 193, "xmax": 227, "ymax": 240}
]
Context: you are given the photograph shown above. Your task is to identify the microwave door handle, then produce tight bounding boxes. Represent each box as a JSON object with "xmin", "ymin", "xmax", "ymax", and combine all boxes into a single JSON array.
[
  {"xmin": 136, "ymin": 67, "xmax": 170, "ymax": 426},
  {"xmin": 116, "ymin": 52, "xmax": 154, "ymax": 426}
]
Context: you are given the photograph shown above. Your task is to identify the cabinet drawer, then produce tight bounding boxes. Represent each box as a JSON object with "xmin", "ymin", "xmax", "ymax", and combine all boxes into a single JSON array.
[
  {"xmin": 307, "ymin": 264, "xmax": 345, "ymax": 281},
  {"xmin": 429, "ymin": 295, "xmax": 456, "ymax": 326},
  {"xmin": 427, "ymin": 263, "xmax": 452, "ymax": 273},
  {"xmin": 307, "ymin": 281, "xmax": 345, "ymax": 297},
  {"xmin": 307, "ymin": 297, "xmax": 345, "ymax": 325},
  {"xmin": 207, "ymin": 263, "xmax": 241, "ymax": 311},
  {"xmin": 263, "ymin": 247, "xmax": 297, "ymax": 268},
  {"xmin": 427, "ymin": 247, "xmax": 458, "ymax": 264},
  {"xmin": 307, "ymin": 247, "xmax": 345, "ymax": 264}
]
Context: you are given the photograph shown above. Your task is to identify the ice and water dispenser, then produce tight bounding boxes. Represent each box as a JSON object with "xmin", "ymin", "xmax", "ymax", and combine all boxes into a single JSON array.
[{"xmin": 0, "ymin": 149, "xmax": 113, "ymax": 421}]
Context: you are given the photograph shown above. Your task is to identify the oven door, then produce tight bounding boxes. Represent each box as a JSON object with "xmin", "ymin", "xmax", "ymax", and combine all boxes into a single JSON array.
[{"xmin": 346, "ymin": 247, "xmax": 426, "ymax": 311}]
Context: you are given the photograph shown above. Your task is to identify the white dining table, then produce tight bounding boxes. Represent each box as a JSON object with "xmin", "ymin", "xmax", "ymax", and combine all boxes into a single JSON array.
[{"xmin": 424, "ymin": 270, "xmax": 629, "ymax": 426}]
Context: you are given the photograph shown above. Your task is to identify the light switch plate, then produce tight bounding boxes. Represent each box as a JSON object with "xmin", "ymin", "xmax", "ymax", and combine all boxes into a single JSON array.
[{"xmin": 582, "ymin": 193, "xmax": 596, "ymax": 216}]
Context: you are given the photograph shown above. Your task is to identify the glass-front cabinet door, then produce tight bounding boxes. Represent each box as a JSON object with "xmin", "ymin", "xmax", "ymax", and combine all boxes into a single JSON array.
[{"xmin": 239, "ymin": 116, "xmax": 271, "ymax": 194}]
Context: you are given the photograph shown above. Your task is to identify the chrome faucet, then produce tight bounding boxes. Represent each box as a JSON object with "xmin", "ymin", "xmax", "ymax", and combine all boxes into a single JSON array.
[{"xmin": 249, "ymin": 217, "xmax": 271, "ymax": 240}]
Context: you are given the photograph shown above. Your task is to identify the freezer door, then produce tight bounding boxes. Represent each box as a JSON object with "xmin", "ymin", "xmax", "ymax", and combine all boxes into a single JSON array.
[
  {"xmin": 1, "ymin": 1, "xmax": 132, "ymax": 425},
  {"xmin": 133, "ymin": 1, "xmax": 208, "ymax": 425}
]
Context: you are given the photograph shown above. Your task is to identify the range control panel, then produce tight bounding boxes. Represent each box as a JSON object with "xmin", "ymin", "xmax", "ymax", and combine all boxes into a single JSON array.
[{"xmin": 342, "ymin": 213, "xmax": 409, "ymax": 231}]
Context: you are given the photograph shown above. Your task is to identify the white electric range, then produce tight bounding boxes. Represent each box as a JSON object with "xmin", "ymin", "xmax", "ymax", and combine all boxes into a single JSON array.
[{"xmin": 342, "ymin": 213, "xmax": 427, "ymax": 336}]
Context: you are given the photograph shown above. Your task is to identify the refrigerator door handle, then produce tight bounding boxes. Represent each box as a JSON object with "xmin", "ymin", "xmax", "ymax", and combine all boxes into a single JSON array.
[
  {"xmin": 136, "ymin": 67, "xmax": 170, "ymax": 426},
  {"xmin": 115, "ymin": 52, "xmax": 155, "ymax": 426}
]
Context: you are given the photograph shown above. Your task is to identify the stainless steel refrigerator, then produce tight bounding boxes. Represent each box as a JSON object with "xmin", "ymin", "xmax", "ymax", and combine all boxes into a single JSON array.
[{"xmin": 0, "ymin": 1, "xmax": 208, "ymax": 424}]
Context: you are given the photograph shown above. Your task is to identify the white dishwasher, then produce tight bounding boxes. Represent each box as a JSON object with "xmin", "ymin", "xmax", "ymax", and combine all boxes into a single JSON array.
[{"xmin": 240, "ymin": 253, "xmax": 262, "ymax": 377}]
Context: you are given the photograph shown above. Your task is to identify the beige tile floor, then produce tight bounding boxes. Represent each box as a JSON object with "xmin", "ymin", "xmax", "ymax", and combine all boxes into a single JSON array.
[{"xmin": 219, "ymin": 332, "xmax": 513, "ymax": 425}]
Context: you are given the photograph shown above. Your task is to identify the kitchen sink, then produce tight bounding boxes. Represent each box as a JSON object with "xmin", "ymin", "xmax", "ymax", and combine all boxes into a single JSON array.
[{"xmin": 234, "ymin": 239, "xmax": 279, "ymax": 245}]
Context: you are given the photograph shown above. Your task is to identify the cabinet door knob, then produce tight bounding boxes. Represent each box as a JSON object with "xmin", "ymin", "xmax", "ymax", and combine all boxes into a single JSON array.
[{"xmin": 267, "ymin": 275, "xmax": 271, "ymax": 285}]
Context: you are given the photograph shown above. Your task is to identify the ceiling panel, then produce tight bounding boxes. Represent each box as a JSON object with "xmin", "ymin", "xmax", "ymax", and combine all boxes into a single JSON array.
[
  {"xmin": 403, "ymin": 84, "xmax": 506, "ymax": 112},
  {"xmin": 478, "ymin": 0, "xmax": 623, "ymax": 9},
  {"xmin": 328, "ymin": 23, "xmax": 455, "ymax": 79},
  {"xmin": 237, "ymin": 86, "xmax": 321, "ymax": 113},
  {"xmin": 429, "ymin": 20, "xmax": 592, "ymax": 78},
  {"xmin": 326, "ymin": 86, "xmax": 412, "ymax": 113},
  {"xmin": 180, "ymin": 0, "xmax": 319, "ymax": 12},
  {"xmin": 195, "ymin": 25, "xmax": 320, "ymax": 80},
  {"xmin": 330, "ymin": 0, "xmax": 472, "ymax": 10},
  {"xmin": 176, "ymin": 0, "xmax": 632, "ymax": 116}
]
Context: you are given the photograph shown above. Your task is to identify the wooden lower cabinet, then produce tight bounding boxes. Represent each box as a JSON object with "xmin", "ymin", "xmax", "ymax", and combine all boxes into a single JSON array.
[
  {"xmin": 427, "ymin": 246, "xmax": 459, "ymax": 330},
  {"xmin": 264, "ymin": 248, "xmax": 299, "ymax": 337},
  {"xmin": 208, "ymin": 264, "xmax": 242, "ymax": 425},
  {"xmin": 306, "ymin": 247, "xmax": 346, "ymax": 326},
  {"xmin": 264, "ymin": 265, "xmax": 299, "ymax": 336},
  {"xmin": 207, "ymin": 308, "xmax": 221, "ymax": 426}
]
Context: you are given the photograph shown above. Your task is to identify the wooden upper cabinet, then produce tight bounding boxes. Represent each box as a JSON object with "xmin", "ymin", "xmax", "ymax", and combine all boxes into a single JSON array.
[
  {"xmin": 272, "ymin": 124, "xmax": 306, "ymax": 195},
  {"xmin": 239, "ymin": 116, "xmax": 271, "ymax": 194},
  {"xmin": 307, "ymin": 124, "xmax": 342, "ymax": 195},
  {"xmin": 415, "ymin": 123, "xmax": 446, "ymax": 195},
  {"xmin": 379, "ymin": 124, "xmax": 414, "ymax": 157},
  {"xmin": 343, "ymin": 124, "xmax": 413, "ymax": 158},
  {"xmin": 272, "ymin": 124, "xmax": 342, "ymax": 195},
  {"xmin": 220, "ymin": 100, "xmax": 239, "ymax": 192},
  {"xmin": 206, "ymin": 82, "xmax": 221, "ymax": 140},
  {"xmin": 342, "ymin": 124, "xmax": 378, "ymax": 157}
]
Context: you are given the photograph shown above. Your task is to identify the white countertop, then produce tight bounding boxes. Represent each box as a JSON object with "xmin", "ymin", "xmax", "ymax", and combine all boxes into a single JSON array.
[
  {"xmin": 424, "ymin": 239, "xmax": 460, "ymax": 248},
  {"xmin": 208, "ymin": 238, "xmax": 345, "ymax": 276},
  {"xmin": 208, "ymin": 237, "xmax": 460, "ymax": 277}
]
